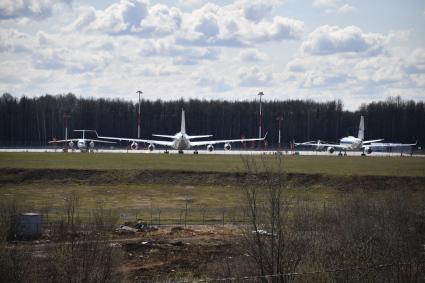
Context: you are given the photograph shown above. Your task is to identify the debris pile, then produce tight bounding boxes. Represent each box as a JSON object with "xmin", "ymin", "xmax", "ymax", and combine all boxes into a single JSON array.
[{"xmin": 115, "ymin": 219, "xmax": 158, "ymax": 234}]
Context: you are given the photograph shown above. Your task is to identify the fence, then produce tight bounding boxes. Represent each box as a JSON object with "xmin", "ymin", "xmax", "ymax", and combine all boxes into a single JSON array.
[
  {"xmin": 35, "ymin": 206, "xmax": 248, "ymax": 232},
  {"xmin": 136, "ymin": 262, "xmax": 425, "ymax": 282}
]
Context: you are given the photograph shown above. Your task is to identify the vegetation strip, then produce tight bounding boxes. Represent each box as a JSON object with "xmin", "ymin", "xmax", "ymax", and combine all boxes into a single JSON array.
[
  {"xmin": 1, "ymin": 168, "xmax": 425, "ymax": 189},
  {"xmin": 1, "ymin": 152, "xmax": 425, "ymax": 177}
]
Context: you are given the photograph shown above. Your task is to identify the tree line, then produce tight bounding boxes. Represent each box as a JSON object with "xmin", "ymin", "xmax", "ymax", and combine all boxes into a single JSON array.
[{"xmin": 0, "ymin": 93, "xmax": 423, "ymax": 148}]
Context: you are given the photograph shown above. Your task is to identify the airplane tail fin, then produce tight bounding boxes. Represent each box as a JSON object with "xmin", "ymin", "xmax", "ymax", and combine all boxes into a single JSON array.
[
  {"xmin": 358, "ymin": 116, "xmax": 364, "ymax": 140},
  {"xmin": 73, "ymin": 129, "xmax": 97, "ymax": 140},
  {"xmin": 181, "ymin": 109, "xmax": 186, "ymax": 134}
]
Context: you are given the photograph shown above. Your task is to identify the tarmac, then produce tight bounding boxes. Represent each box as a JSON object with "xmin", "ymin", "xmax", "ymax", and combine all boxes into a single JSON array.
[{"xmin": 0, "ymin": 148, "xmax": 422, "ymax": 157}]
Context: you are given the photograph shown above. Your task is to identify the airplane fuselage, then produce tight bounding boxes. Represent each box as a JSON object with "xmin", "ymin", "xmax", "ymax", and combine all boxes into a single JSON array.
[
  {"xmin": 77, "ymin": 139, "xmax": 88, "ymax": 150},
  {"xmin": 339, "ymin": 136, "xmax": 362, "ymax": 150},
  {"xmin": 171, "ymin": 133, "xmax": 191, "ymax": 150}
]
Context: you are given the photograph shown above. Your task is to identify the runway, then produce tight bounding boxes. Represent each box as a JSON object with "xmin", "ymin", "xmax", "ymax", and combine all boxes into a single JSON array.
[{"xmin": 0, "ymin": 148, "xmax": 422, "ymax": 157}]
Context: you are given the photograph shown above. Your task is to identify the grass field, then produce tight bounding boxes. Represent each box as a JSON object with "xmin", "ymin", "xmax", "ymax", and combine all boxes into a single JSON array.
[
  {"xmin": 0, "ymin": 152, "xmax": 424, "ymax": 176},
  {"xmin": 1, "ymin": 152, "xmax": 424, "ymax": 222}
]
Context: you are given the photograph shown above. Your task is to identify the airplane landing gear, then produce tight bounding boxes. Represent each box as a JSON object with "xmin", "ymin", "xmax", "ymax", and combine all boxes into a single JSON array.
[
  {"xmin": 178, "ymin": 150, "xmax": 184, "ymax": 154},
  {"xmin": 338, "ymin": 151, "xmax": 343, "ymax": 156},
  {"xmin": 164, "ymin": 150, "xmax": 169, "ymax": 154},
  {"xmin": 193, "ymin": 150, "xmax": 198, "ymax": 154},
  {"xmin": 344, "ymin": 151, "xmax": 347, "ymax": 156}
]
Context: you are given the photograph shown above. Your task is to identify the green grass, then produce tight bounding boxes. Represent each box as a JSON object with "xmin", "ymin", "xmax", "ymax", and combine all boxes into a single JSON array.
[
  {"xmin": 1, "ymin": 152, "xmax": 424, "ymax": 221},
  {"xmin": 0, "ymin": 181, "xmax": 346, "ymax": 222},
  {"xmin": 0, "ymin": 152, "xmax": 424, "ymax": 176},
  {"xmin": 0, "ymin": 182, "xmax": 243, "ymax": 220}
]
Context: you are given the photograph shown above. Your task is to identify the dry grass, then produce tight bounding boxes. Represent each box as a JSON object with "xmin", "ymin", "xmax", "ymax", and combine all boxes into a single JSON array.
[{"xmin": 0, "ymin": 152, "xmax": 424, "ymax": 176}]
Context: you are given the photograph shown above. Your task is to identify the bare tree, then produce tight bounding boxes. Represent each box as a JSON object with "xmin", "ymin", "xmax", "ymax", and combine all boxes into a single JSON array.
[
  {"xmin": 64, "ymin": 191, "xmax": 80, "ymax": 241},
  {"xmin": 240, "ymin": 155, "xmax": 307, "ymax": 278}
]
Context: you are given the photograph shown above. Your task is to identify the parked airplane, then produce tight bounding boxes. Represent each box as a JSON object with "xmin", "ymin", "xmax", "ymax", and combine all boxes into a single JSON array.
[
  {"xmin": 296, "ymin": 116, "xmax": 417, "ymax": 156},
  {"xmin": 48, "ymin": 130, "xmax": 115, "ymax": 152},
  {"xmin": 294, "ymin": 116, "xmax": 385, "ymax": 156},
  {"xmin": 96, "ymin": 109, "xmax": 267, "ymax": 153}
]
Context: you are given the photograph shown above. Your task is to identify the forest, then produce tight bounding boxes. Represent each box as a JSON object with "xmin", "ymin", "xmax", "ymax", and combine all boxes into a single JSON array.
[{"xmin": 0, "ymin": 93, "xmax": 423, "ymax": 149}]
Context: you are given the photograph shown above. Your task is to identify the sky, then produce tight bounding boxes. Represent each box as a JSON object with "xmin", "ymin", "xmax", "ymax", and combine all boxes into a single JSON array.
[{"xmin": 0, "ymin": 0, "xmax": 424, "ymax": 110}]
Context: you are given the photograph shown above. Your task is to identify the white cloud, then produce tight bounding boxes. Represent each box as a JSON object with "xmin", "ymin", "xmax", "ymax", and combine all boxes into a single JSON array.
[
  {"xmin": 403, "ymin": 48, "xmax": 425, "ymax": 75},
  {"xmin": 138, "ymin": 4, "xmax": 182, "ymax": 36},
  {"xmin": 312, "ymin": 0, "xmax": 338, "ymax": 8},
  {"xmin": 285, "ymin": 39, "xmax": 425, "ymax": 95},
  {"xmin": 67, "ymin": 0, "xmax": 302, "ymax": 47},
  {"xmin": 247, "ymin": 16, "xmax": 304, "ymax": 42},
  {"xmin": 64, "ymin": 5, "xmax": 96, "ymax": 32},
  {"xmin": 32, "ymin": 47, "xmax": 111, "ymax": 74},
  {"xmin": 89, "ymin": 0, "xmax": 149, "ymax": 35},
  {"xmin": 243, "ymin": 0, "xmax": 276, "ymax": 22},
  {"xmin": 0, "ymin": 29, "xmax": 33, "ymax": 53},
  {"xmin": 302, "ymin": 25, "xmax": 386, "ymax": 56},
  {"xmin": 337, "ymin": 4, "xmax": 356, "ymax": 14},
  {"xmin": 138, "ymin": 64, "xmax": 180, "ymax": 76},
  {"xmin": 238, "ymin": 66, "xmax": 273, "ymax": 87},
  {"xmin": 177, "ymin": 2, "xmax": 303, "ymax": 46},
  {"xmin": 67, "ymin": 0, "xmax": 181, "ymax": 37},
  {"xmin": 0, "ymin": 0, "xmax": 70, "ymax": 20},
  {"xmin": 178, "ymin": 0, "xmax": 206, "ymax": 9},
  {"xmin": 239, "ymin": 49, "xmax": 269, "ymax": 62},
  {"xmin": 313, "ymin": 0, "xmax": 356, "ymax": 14},
  {"xmin": 196, "ymin": 76, "xmax": 232, "ymax": 92},
  {"xmin": 139, "ymin": 39, "xmax": 220, "ymax": 64}
]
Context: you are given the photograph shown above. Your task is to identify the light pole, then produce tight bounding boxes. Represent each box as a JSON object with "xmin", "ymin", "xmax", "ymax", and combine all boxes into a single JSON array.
[
  {"xmin": 276, "ymin": 116, "xmax": 283, "ymax": 149},
  {"xmin": 63, "ymin": 114, "xmax": 71, "ymax": 141},
  {"xmin": 257, "ymin": 91, "xmax": 264, "ymax": 140},
  {"xmin": 136, "ymin": 90, "xmax": 142, "ymax": 139},
  {"xmin": 63, "ymin": 114, "xmax": 71, "ymax": 151}
]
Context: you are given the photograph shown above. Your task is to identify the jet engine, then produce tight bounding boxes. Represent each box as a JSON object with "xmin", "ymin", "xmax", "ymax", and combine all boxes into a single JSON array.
[
  {"xmin": 365, "ymin": 146, "xmax": 372, "ymax": 154},
  {"xmin": 89, "ymin": 141, "xmax": 95, "ymax": 148},
  {"xmin": 224, "ymin": 143, "xmax": 231, "ymax": 151},
  {"xmin": 148, "ymin": 144, "xmax": 155, "ymax": 151},
  {"xmin": 131, "ymin": 141, "xmax": 138, "ymax": 150},
  {"xmin": 68, "ymin": 141, "xmax": 74, "ymax": 148},
  {"xmin": 207, "ymin": 144, "xmax": 214, "ymax": 152},
  {"xmin": 327, "ymin": 147, "xmax": 335, "ymax": 154}
]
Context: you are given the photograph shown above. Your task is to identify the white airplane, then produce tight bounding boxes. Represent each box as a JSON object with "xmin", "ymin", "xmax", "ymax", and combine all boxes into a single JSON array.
[
  {"xmin": 96, "ymin": 109, "xmax": 267, "ymax": 153},
  {"xmin": 295, "ymin": 116, "xmax": 416, "ymax": 156},
  {"xmin": 48, "ymin": 130, "xmax": 115, "ymax": 152},
  {"xmin": 295, "ymin": 116, "xmax": 381, "ymax": 156}
]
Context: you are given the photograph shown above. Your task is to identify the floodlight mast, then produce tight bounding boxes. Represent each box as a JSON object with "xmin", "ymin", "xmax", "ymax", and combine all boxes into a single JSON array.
[
  {"xmin": 276, "ymin": 116, "xmax": 284, "ymax": 149},
  {"xmin": 257, "ymin": 91, "xmax": 265, "ymax": 141},
  {"xmin": 63, "ymin": 114, "xmax": 71, "ymax": 141},
  {"xmin": 136, "ymin": 90, "xmax": 142, "ymax": 139}
]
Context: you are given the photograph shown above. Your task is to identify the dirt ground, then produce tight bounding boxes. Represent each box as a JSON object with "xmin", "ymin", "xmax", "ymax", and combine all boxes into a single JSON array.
[{"xmin": 118, "ymin": 225, "xmax": 245, "ymax": 282}]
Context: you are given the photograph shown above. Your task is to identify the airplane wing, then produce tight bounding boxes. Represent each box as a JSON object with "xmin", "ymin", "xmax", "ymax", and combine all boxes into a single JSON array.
[
  {"xmin": 294, "ymin": 142, "xmax": 350, "ymax": 150},
  {"xmin": 363, "ymin": 139, "xmax": 384, "ymax": 144},
  {"xmin": 48, "ymin": 139, "xmax": 77, "ymax": 144},
  {"xmin": 190, "ymin": 135, "xmax": 267, "ymax": 147},
  {"xmin": 186, "ymin": 135, "xmax": 213, "ymax": 140},
  {"xmin": 366, "ymin": 141, "xmax": 417, "ymax": 148},
  {"xmin": 97, "ymin": 135, "xmax": 174, "ymax": 147},
  {"xmin": 152, "ymin": 134, "xmax": 213, "ymax": 140},
  {"xmin": 84, "ymin": 139, "xmax": 116, "ymax": 144},
  {"xmin": 152, "ymin": 134, "xmax": 175, "ymax": 139},
  {"xmin": 294, "ymin": 141, "xmax": 323, "ymax": 146}
]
